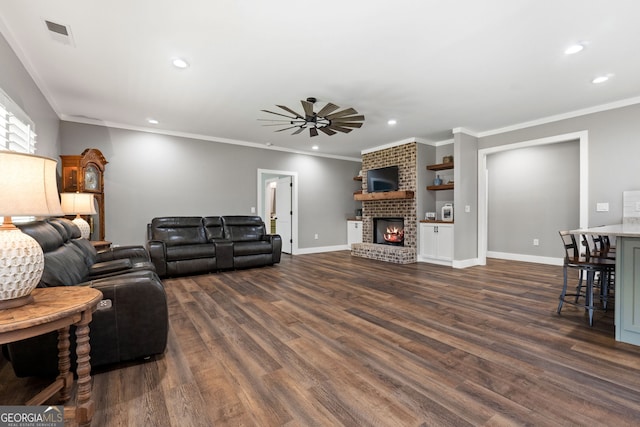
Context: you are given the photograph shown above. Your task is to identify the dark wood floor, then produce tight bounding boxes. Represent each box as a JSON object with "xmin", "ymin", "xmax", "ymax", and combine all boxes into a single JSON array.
[{"xmin": 2, "ymin": 252, "xmax": 640, "ymax": 426}]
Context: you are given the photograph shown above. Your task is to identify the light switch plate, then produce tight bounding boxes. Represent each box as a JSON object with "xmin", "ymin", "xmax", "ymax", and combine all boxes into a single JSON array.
[{"xmin": 596, "ymin": 202, "xmax": 609, "ymax": 212}]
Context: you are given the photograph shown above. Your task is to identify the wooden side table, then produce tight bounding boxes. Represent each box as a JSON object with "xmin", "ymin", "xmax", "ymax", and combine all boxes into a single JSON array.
[
  {"xmin": 0, "ymin": 287, "xmax": 102, "ymax": 427},
  {"xmin": 90, "ymin": 240, "xmax": 112, "ymax": 251}
]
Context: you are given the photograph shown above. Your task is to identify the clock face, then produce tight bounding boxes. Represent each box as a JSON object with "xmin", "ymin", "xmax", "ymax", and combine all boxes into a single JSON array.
[{"xmin": 84, "ymin": 165, "xmax": 100, "ymax": 191}]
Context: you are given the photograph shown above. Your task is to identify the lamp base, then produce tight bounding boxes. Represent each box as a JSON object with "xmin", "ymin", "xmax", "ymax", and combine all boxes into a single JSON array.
[{"xmin": 0, "ymin": 294, "xmax": 34, "ymax": 310}]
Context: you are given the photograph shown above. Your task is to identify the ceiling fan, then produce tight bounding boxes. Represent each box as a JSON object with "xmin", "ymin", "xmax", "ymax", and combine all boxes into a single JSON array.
[{"xmin": 260, "ymin": 97, "xmax": 365, "ymax": 137}]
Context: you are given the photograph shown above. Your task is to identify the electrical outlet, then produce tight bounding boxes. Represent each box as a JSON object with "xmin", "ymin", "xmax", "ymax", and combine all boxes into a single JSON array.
[
  {"xmin": 250, "ymin": 206, "xmax": 256, "ymax": 213},
  {"xmin": 465, "ymin": 205, "xmax": 471, "ymax": 213},
  {"xmin": 314, "ymin": 233, "xmax": 319, "ymax": 240},
  {"xmin": 533, "ymin": 238, "xmax": 539, "ymax": 246},
  {"xmin": 596, "ymin": 202, "xmax": 609, "ymax": 212}
]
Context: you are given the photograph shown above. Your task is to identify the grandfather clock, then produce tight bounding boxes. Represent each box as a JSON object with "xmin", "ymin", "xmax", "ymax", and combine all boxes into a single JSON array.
[{"xmin": 60, "ymin": 148, "xmax": 108, "ymax": 241}]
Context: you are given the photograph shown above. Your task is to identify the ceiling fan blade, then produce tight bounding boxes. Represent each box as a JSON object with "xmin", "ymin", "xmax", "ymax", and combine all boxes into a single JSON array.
[
  {"xmin": 331, "ymin": 122, "xmax": 363, "ymax": 129},
  {"xmin": 261, "ymin": 109, "xmax": 296, "ymax": 119},
  {"xmin": 258, "ymin": 118, "xmax": 294, "ymax": 122},
  {"xmin": 325, "ymin": 108, "xmax": 358, "ymax": 120},
  {"xmin": 331, "ymin": 115, "xmax": 364, "ymax": 122},
  {"xmin": 318, "ymin": 127, "xmax": 337, "ymax": 136},
  {"xmin": 301, "ymin": 100, "xmax": 314, "ymax": 117},
  {"xmin": 316, "ymin": 102, "xmax": 340, "ymax": 117},
  {"xmin": 291, "ymin": 127, "xmax": 305, "ymax": 135},
  {"xmin": 275, "ymin": 125, "xmax": 301, "ymax": 132},
  {"xmin": 277, "ymin": 105, "xmax": 304, "ymax": 119},
  {"xmin": 328, "ymin": 124, "xmax": 353, "ymax": 133},
  {"xmin": 309, "ymin": 127, "xmax": 319, "ymax": 137}
]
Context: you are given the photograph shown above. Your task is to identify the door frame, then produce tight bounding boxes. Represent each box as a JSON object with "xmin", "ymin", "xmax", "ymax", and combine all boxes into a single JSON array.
[
  {"xmin": 477, "ymin": 130, "xmax": 589, "ymax": 265},
  {"xmin": 257, "ymin": 169, "xmax": 299, "ymax": 255}
]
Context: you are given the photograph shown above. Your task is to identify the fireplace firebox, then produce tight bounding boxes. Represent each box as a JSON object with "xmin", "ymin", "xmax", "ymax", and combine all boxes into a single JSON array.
[{"xmin": 373, "ymin": 217, "xmax": 405, "ymax": 246}]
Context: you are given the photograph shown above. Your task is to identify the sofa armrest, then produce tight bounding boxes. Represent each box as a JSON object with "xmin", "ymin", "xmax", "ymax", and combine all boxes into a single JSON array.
[
  {"xmin": 262, "ymin": 234, "xmax": 282, "ymax": 263},
  {"xmin": 147, "ymin": 240, "xmax": 167, "ymax": 277},
  {"xmin": 89, "ymin": 258, "xmax": 133, "ymax": 276},
  {"xmin": 96, "ymin": 245, "xmax": 150, "ymax": 263},
  {"xmin": 84, "ymin": 271, "xmax": 168, "ymax": 363}
]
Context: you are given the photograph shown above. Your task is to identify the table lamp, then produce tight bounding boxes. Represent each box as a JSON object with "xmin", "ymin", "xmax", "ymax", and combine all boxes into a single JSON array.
[
  {"xmin": 0, "ymin": 151, "xmax": 64, "ymax": 309},
  {"xmin": 60, "ymin": 192, "xmax": 96, "ymax": 239}
]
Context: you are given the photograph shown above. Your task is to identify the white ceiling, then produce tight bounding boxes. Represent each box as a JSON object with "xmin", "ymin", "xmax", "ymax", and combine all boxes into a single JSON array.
[{"xmin": 1, "ymin": 0, "xmax": 639, "ymax": 160}]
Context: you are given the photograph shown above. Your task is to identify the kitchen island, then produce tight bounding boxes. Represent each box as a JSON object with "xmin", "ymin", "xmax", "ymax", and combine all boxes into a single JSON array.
[{"xmin": 571, "ymin": 223, "xmax": 640, "ymax": 346}]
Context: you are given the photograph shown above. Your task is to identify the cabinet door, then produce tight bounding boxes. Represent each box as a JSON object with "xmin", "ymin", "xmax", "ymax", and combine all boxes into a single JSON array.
[
  {"xmin": 347, "ymin": 221, "xmax": 363, "ymax": 245},
  {"xmin": 435, "ymin": 224, "xmax": 454, "ymax": 260},
  {"xmin": 419, "ymin": 224, "xmax": 437, "ymax": 258}
]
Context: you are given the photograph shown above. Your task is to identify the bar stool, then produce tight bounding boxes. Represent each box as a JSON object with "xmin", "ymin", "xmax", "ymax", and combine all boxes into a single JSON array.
[
  {"xmin": 557, "ymin": 231, "xmax": 616, "ymax": 326},
  {"xmin": 579, "ymin": 234, "xmax": 615, "ymax": 310}
]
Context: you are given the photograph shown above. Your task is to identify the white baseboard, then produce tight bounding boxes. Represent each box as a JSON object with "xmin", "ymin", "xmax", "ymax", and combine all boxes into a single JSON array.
[
  {"xmin": 452, "ymin": 258, "xmax": 481, "ymax": 269},
  {"xmin": 296, "ymin": 244, "xmax": 349, "ymax": 255},
  {"xmin": 487, "ymin": 251, "xmax": 564, "ymax": 266}
]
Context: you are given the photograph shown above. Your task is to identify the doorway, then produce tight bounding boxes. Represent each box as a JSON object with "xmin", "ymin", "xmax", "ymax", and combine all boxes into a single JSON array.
[
  {"xmin": 258, "ymin": 169, "xmax": 298, "ymax": 255},
  {"xmin": 477, "ymin": 131, "xmax": 589, "ymax": 265}
]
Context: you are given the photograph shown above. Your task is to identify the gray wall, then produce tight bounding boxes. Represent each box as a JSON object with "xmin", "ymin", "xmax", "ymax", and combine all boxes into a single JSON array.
[
  {"xmin": 487, "ymin": 141, "xmax": 580, "ymax": 258},
  {"xmin": 477, "ymin": 103, "xmax": 640, "ymax": 260},
  {"xmin": 0, "ymin": 33, "xmax": 59, "ymax": 157},
  {"xmin": 59, "ymin": 122, "xmax": 361, "ymax": 248},
  {"xmin": 453, "ymin": 132, "xmax": 478, "ymax": 261}
]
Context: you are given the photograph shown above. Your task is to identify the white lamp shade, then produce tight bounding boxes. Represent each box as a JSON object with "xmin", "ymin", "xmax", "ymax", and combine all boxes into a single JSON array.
[
  {"xmin": 0, "ymin": 151, "xmax": 64, "ymax": 217},
  {"xmin": 0, "ymin": 151, "xmax": 63, "ymax": 308},
  {"xmin": 61, "ymin": 192, "xmax": 97, "ymax": 215}
]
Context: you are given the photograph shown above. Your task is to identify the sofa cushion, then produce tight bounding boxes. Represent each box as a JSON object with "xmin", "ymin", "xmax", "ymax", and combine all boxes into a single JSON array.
[
  {"xmin": 233, "ymin": 240, "xmax": 273, "ymax": 256},
  {"xmin": 166, "ymin": 243, "xmax": 216, "ymax": 261},
  {"xmin": 40, "ymin": 243, "xmax": 90, "ymax": 287},
  {"xmin": 70, "ymin": 236, "xmax": 98, "ymax": 266},
  {"xmin": 203, "ymin": 216, "xmax": 224, "ymax": 240},
  {"xmin": 149, "ymin": 217, "xmax": 207, "ymax": 246},
  {"xmin": 17, "ymin": 221, "xmax": 64, "ymax": 253},
  {"xmin": 223, "ymin": 216, "xmax": 266, "ymax": 242}
]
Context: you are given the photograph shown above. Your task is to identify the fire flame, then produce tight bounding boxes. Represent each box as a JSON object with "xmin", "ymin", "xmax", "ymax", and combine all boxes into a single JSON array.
[{"xmin": 383, "ymin": 226, "xmax": 404, "ymax": 243}]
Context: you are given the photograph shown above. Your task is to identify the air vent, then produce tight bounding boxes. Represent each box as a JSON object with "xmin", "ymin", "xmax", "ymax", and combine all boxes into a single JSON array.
[{"xmin": 44, "ymin": 20, "xmax": 75, "ymax": 46}]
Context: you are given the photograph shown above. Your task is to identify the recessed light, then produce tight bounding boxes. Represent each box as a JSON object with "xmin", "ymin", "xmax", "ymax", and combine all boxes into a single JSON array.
[
  {"xmin": 592, "ymin": 75, "xmax": 610, "ymax": 84},
  {"xmin": 387, "ymin": 119, "xmax": 397, "ymax": 125},
  {"xmin": 172, "ymin": 58, "xmax": 189, "ymax": 69},
  {"xmin": 147, "ymin": 118, "xmax": 159, "ymax": 124},
  {"xmin": 312, "ymin": 145, "xmax": 319, "ymax": 150},
  {"xmin": 565, "ymin": 43, "xmax": 585, "ymax": 55}
]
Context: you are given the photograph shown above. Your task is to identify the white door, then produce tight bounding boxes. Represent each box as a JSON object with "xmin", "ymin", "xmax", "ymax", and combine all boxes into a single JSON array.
[{"xmin": 275, "ymin": 176, "xmax": 293, "ymax": 254}]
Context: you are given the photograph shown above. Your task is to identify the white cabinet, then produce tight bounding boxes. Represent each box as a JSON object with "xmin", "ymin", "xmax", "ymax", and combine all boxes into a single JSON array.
[
  {"xmin": 347, "ymin": 220, "xmax": 363, "ymax": 245},
  {"xmin": 419, "ymin": 222, "xmax": 453, "ymax": 264}
]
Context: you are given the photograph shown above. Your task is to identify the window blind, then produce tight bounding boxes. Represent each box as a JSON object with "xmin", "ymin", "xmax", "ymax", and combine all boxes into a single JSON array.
[
  {"xmin": 0, "ymin": 88, "xmax": 37, "ymax": 153},
  {"xmin": 1, "ymin": 88, "xmax": 39, "ymax": 224}
]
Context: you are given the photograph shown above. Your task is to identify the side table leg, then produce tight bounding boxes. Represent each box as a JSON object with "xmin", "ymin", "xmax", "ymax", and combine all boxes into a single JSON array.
[
  {"xmin": 75, "ymin": 309, "xmax": 95, "ymax": 427},
  {"xmin": 56, "ymin": 326, "xmax": 73, "ymax": 403}
]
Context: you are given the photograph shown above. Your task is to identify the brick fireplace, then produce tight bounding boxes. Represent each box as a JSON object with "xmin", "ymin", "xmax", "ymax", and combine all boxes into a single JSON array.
[{"xmin": 351, "ymin": 142, "xmax": 417, "ymax": 264}]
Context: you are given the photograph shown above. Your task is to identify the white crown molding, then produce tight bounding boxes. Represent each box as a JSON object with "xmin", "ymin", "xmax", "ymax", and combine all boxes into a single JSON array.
[
  {"xmin": 59, "ymin": 114, "xmax": 362, "ymax": 162},
  {"xmin": 477, "ymin": 96, "xmax": 640, "ymax": 138},
  {"xmin": 361, "ymin": 137, "xmax": 433, "ymax": 154}
]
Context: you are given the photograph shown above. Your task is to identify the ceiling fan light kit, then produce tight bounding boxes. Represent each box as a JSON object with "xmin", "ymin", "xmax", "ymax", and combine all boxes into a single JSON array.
[{"xmin": 261, "ymin": 97, "xmax": 365, "ymax": 137}]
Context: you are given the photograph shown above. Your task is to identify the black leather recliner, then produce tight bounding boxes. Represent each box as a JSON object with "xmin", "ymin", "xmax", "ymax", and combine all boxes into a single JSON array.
[{"xmin": 2, "ymin": 218, "xmax": 168, "ymax": 377}]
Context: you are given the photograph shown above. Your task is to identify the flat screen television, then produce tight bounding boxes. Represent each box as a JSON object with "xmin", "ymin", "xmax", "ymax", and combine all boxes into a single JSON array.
[{"xmin": 366, "ymin": 166, "xmax": 399, "ymax": 192}]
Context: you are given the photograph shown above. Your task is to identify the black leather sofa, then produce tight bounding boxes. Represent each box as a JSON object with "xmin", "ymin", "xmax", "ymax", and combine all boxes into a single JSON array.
[
  {"xmin": 147, "ymin": 216, "xmax": 282, "ymax": 278},
  {"xmin": 2, "ymin": 218, "xmax": 168, "ymax": 377}
]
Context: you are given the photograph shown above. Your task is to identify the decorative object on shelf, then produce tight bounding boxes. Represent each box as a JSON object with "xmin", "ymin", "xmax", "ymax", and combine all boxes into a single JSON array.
[
  {"xmin": 61, "ymin": 192, "xmax": 97, "ymax": 239},
  {"xmin": 434, "ymin": 175, "xmax": 443, "ymax": 186},
  {"xmin": 442, "ymin": 203, "xmax": 454, "ymax": 222},
  {"xmin": 60, "ymin": 148, "xmax": 108, "ymax": 240},
  {"xmin": 443, "ymin": 155, "xmax": 453, "ymax": 163},
  {"xmin": 260, "ymin": 97, "xmax": 365, "ymax": 137},
  {"xmin": 425, "ymin": 212, "xmax": 436, "ymax": 220},
  {"xmin": 0, "ymin": 152, "xmax": 64, "ymax": 309}
]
